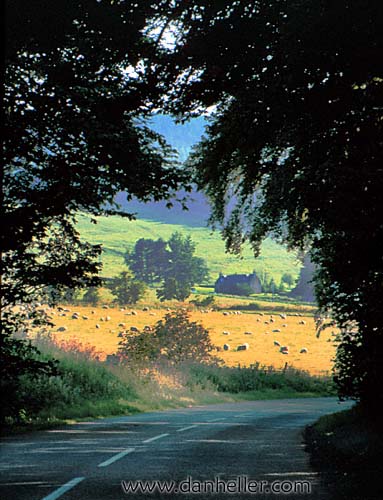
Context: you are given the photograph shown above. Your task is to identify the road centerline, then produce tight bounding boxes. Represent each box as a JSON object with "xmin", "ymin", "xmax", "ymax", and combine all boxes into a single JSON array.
[
  {"xmin": 40, "ymin": 476, "xmax": 85, "ymax": 500},
  {"xmin": 176, "ymin": 425, "xmax": 199, "ymax": 432},
  {"xmin": 97, "ymin": 448, "xmax": 135, "ymax": 468},
  {"xmin": 142, "ymin": 433, "xmax": 169, "ymax": 444}
]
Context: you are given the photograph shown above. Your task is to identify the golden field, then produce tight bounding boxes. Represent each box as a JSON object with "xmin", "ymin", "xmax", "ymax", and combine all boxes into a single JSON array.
[{"xmin": 47, "ymin": 305, "xmax": 337, "ymax": 375}]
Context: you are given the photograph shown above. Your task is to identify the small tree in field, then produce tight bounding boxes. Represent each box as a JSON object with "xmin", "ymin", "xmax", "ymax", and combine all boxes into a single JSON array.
[
  {"xmin": 118, "ymin": 310, "xmax": 218, "ymax": 365},
  {"xmin": 108, "ymin": 272, "xmax": 146, "ymax": 305},
  {"xmin": 155, "ymin": 310, "xmax": 216, "ymax": 364}
]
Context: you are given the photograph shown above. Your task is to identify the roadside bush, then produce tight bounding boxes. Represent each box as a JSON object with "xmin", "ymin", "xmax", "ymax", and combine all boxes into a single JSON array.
[
  {"xmin": 118, "ymin": 309, "xmax": 219, "ymax": 366},
  {"xmin": 186, "ymin": 364, "xmax": 334, "ymax": 395},
  {"xmin": 2, "ymin": 335, "xmax": 135, "ymax": 425}
]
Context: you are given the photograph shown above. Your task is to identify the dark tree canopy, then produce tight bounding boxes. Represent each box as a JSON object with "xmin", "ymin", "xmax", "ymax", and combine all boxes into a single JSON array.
[
  {"xmin": 161, "ymin": 0, "xmax": 383, "ymax": 412},
  {"xmin": 2, "ymin": 0, "xmax": 188, "ymax": 421},
  {"xmin": 2, "ymin": 1, "xmax": 192, "ymax": 304},
  {"xmin": 4, "ymin": 0, "xmax": 187, "ymax": 254}
]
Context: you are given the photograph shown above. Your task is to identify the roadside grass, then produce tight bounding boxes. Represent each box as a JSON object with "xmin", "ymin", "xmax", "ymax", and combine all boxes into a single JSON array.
[
  {"xmin": 76, "ymin": 212, "xmax": 302, "ymax": 283},
  {"xmin": 4, "ymin": 332, "xmax": 334, "ymax": 433},
  {"xmin": 304, "ymin": 405, "xmax": 383, "ymax": 499}
]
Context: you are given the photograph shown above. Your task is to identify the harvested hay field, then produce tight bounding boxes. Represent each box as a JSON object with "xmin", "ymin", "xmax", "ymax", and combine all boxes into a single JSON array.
[{"xmin": 47, "ymin": 305, "xmax": 337, "ymax": 375}]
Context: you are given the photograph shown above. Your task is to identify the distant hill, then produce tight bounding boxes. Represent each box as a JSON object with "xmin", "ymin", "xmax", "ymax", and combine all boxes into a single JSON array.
[
  {"xmin": 150, "ymin": 114, "xmax": 207, "ymax": 162},
  {"xmin": 86, "ymin": 115, "xmax": 303, "ymax": 287},
  {"xmin": 114, "ymin": 189, "xmax": 212, "ymax": 228},
  {"xmin": 115, "ymin": 115, "xmax": 211, "ymax": 227}
]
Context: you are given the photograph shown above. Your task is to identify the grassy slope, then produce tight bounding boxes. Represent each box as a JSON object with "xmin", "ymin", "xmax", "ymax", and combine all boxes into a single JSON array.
[{"xmin": 76, "ymin": 213, "xmax": 302, "ymax": 283}]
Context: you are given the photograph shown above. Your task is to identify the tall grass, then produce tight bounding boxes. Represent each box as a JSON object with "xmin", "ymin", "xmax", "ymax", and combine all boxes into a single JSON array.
[
  {"xmin": 5, "ymin": 331, "xmax": 334, "ymax": 430},
  {"xmin": 185, "ymin": 363, "xmax": 335, "ymax": 396}
]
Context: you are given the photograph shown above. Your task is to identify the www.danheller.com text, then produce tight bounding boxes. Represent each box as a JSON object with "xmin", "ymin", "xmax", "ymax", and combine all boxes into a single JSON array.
[{"xmin": 121, "ymin": 476, "xmax": 312, "ymax": 495}]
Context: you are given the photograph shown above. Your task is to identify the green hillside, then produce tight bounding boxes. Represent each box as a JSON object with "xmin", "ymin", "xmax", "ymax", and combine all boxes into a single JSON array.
[{"xmin": 76, "ymin": 213, "xmax": 302, "ymax": 286}]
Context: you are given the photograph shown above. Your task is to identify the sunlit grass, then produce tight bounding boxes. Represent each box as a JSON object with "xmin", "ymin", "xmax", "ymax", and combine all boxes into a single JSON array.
[{"xmin": 76, "ymin": 212, "xmax": 302, "ymax": 283}]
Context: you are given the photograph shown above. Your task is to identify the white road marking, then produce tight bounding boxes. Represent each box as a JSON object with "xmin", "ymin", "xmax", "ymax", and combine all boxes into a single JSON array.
[
  {"xmin": 142, "ymin": 433, "xmax": 169, "ymax": 443},
  {"xmin": 41, "ymin": 476, "xmax": 85, "ymax": 500},
  {"xmin": 176, "ymin": 425, "xmax": 199, "ymax": 432},
  {"xmin": 207, "ymin": 418, "xmax": 226, "ymax": 422},
  {"xmin": 98, "ymin": 448, "xmax": 135, "ymax": 467}
]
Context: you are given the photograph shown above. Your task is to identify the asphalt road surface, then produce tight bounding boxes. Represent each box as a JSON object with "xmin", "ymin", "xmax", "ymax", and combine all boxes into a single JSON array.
[{"xmin": 0, "ymin": 397, "xmax": 352, "ymax": 500}]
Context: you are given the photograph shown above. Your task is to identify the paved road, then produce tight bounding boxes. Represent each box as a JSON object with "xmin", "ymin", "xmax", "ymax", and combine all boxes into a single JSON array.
[{"xmin": 0, "ymin": 398, "xmax": 352, "ymax": 500}]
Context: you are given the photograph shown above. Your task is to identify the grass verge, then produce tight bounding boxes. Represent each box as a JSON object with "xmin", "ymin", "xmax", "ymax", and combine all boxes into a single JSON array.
[
  {"xmin": 2, "ymin": 340, "xmax": 334, "ymax": 434},
  {"xmin": 304, "ymin": 405, "xmax": 383, "ymax": 500}
]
